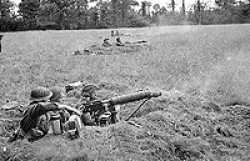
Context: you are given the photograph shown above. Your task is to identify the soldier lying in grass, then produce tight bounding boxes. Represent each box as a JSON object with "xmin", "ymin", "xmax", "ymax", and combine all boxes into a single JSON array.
[
  {"xmin": 77, "ymin": 84, "xmax": 120, "ymax": 126},
  {"xmin": 77, "ymin": 84, "xmax": 99, "ymax": 126}
]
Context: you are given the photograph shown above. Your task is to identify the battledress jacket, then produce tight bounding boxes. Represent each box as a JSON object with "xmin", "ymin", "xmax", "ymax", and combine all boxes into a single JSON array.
[{"xmin": 20, "ymin": 102, "xmax": 59, "ymax": 133}]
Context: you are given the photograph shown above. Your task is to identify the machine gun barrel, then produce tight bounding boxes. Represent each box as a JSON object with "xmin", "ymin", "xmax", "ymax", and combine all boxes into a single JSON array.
[
  {"xmin": 107, "ymin": 91, "xmax": 161, "ymax": 105},
  {"xmin": 82, "ymin": 91, "xmax": 161, "ymax": 113}
]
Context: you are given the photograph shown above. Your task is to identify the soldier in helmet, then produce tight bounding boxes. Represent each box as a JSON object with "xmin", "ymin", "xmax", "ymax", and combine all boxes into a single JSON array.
[
  {"xmin": 49, "ymin": 86, "xmax": 81, "ymax": 139},
  {"xmin": 78, "ymin": 84, "xmax": 120, "ymax": 126},
  {"xmin": 80, "ymin": 84, "xmax": 98, "ymax": 101},
  {"xmin": 8, "ymin": 87, "xmax": 66, "ymax": 142},
  {"xmin": 77, "ymin": 85, "xmax": 98, "ymax": 126}
]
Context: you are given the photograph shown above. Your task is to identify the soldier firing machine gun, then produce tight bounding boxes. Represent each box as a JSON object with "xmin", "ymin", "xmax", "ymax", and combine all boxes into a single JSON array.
[{"xmin": 80, "ymin": 91, "xmax": 161, "ymax": 126}]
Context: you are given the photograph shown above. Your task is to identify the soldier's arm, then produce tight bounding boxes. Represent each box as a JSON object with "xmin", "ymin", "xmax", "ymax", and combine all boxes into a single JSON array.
[
  {"xmin": 57, "ymin": 104, "xmax": 81, "ymax": 116},
  {"xmin": 34, "ymin": 102, "xmax": 60, "ymax": 117}
]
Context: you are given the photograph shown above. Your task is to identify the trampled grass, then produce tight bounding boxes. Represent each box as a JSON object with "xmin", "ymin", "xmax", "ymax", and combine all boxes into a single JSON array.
[{"xmin": 1, "ymin": 24, "xmax": 250, "ymax": 161}]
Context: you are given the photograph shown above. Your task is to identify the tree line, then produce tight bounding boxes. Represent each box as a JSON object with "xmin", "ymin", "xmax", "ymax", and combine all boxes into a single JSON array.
[{"xmin": 0, "ymin": 0, "xmax": 250, "ymax": 31}]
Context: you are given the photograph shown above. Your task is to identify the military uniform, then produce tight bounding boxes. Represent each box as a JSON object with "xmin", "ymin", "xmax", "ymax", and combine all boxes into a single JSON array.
[
  {"xmin": 78, "ymin": 98, "xmax": 96, "ymax": 126},
  {"xmin": 78, "ymin": 85, "xmax": 120, "ymax": 126},
  {"xmin": 8, "ymin": 87, "xmax": 61, "ymax": 142},
  {"xmin": 78, "ymin": 85, "xmax": 98, "ymax": 126},
  {"xmin": 20, "ymin": 102, "xmax": 60, "ymax": 142}
]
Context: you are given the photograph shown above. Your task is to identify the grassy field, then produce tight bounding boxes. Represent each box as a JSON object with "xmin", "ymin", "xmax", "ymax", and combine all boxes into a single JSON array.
[
  {"xmin": 1, "ymin": 25, "xmax": 250, "ymax": 105},
  {"xmin": 1, "ymin": 24, "xmax": 250, "ymax": 161}
]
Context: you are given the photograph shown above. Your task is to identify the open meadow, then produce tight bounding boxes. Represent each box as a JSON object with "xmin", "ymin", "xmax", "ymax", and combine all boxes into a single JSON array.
[{"xmin": 1, "ymin": 24, "xmax": 250, "ymax": 161}]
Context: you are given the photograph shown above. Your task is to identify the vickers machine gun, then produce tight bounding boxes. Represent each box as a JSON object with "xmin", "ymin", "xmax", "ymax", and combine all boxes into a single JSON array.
[{"xmin": 80, "ymin": 91, "xmax": 161, "ymax": 126}]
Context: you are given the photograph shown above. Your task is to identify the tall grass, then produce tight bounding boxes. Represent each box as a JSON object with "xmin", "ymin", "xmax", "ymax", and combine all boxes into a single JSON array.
[
  {"xmin": 1, "ymin": 25, "xmax": 250, "ymax": 105},
  {"xmin": 200, "ymin": 52, "xmax": 250, "ymax": 105}
]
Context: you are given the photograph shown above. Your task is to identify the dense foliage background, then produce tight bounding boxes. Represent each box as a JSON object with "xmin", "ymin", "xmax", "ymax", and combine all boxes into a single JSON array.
[{"xmin": 0, "ymin": 0, "xmax": 250, "ymax": 31}]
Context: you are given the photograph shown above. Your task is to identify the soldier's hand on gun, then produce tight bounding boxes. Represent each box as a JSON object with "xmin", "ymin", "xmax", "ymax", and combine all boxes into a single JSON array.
[{"xmin": 57, "ymin": 104, "xmax": 82, "ymax": 116}]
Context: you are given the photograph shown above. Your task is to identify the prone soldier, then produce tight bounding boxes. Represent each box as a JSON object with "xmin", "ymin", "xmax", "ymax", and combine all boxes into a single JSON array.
[
  {"xmin": 77, "ymin": 85, "xmax": 98, "ymax": 126},
  {"xmin": 77, "ymin": 84, "xmax": 120, "ymax": 126}
]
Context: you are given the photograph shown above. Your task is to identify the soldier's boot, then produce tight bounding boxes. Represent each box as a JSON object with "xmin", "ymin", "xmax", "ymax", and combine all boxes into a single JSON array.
[
  {"xmin": 116, "ymin": 37, "xmax": 124, "ymax": 46},
  {"xmin": 102, "ymin": 39, "xmax": 112, "ymax": 47},
  {"xmin": 27, "ymin": 129, "xmax": 45, "ymax": 142},
  {"xmin": 8, "ymin": 129, "xmax": 24, "ymax": 142}
]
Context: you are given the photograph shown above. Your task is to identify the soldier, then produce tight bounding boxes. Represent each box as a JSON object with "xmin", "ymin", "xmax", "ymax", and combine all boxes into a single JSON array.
[
  {"xmin": 115, "ymin": 30, "xmax": 120, "ymax": 37},
  {"xmin": 80, "ymin": 84, "xmax": 98, "ymax": 101},
  {"xmin": 78, "ymin": 85, "xmax": 98, "ymax": 126},
  {"xmin": 49, "ymin": 86, "xmax": 81, "ymax": 139},
  {"xmin": 111, "ymin": 30, "xmax": 115, "ymax": 37},
  {"xmin": 78, "ymin": 85, "xmax": 120, "ymax": 126},
  {"xmin": 49, "ymin": 87, "xmax": 70, "ymax": 134},
  {"xmin": 116, "ymin": 37, "xmax": 124, "ymax": 46},
  {"xmin": 102, "ymin": 38, "xmax": 112, "ymax": 47},
  {"xmin": 8, "ymin": 87, "xmax": 64, "ymax": 142}
]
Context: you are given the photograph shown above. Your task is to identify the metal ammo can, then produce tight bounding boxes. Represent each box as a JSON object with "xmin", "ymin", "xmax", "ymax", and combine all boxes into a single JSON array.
[{"xmin": 50, "ymin": 114, "xmax": 62, "ymax": 135}]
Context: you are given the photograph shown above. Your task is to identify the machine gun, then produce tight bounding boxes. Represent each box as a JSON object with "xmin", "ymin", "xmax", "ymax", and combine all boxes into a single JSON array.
[{"xmin": 80, "ymin": 91, "xmax": 161, "ymax": 126}]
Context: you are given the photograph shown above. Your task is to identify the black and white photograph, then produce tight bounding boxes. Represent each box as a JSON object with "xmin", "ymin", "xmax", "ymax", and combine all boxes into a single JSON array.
[{"xmin": 0, "ymin": 0, "xmax": 250, "ymax": 160}]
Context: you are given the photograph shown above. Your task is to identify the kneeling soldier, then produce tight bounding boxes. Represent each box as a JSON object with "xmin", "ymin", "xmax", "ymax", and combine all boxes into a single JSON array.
[{"xmin": 9, "ymin": 87, "xmax": 63, "ymax": 142}]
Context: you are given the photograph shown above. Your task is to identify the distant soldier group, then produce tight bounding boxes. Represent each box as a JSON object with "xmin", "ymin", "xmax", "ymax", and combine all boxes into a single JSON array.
[
  {"xmin": 102, "ymin": 38, "xmax": 124, "ymax": 47},
  {"xmin": 102, "ymin": 30, "xmax": 125, "ymax": 47}
]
